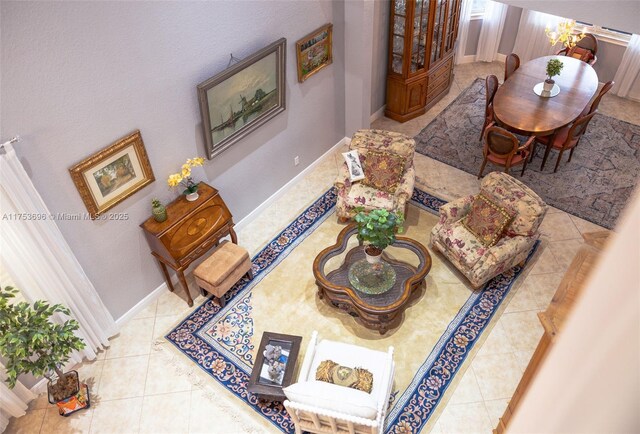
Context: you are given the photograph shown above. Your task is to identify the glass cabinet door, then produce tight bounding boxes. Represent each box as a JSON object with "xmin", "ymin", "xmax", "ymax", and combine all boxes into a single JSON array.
[
  {"xmin": 410, "ymin": 0, "xmax": 429, "ymax": 73},
  {"xmin": 444, "ymin": 0, "xmax": 459, "ymax": 52},
  {"xmin": 391, "ymin": 0, "xmax": 407, "ymax": 74}
]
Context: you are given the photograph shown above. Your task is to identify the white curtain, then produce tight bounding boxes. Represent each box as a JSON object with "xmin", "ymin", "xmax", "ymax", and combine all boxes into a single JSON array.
[
  {"xmin": 612, "ymin": 34, "xmax": 640, "ymax": 98},
  {"xmin": 475, "ymin": 0, "xmax": 508, "ymax": 62},
  {"xmin": 455, "ymin": 0, "xmax": 474, "ymax": 64},
  {"xmin": 0, "ymin": 361, "xmax": 35, "ymax": 433},
  {"xmin": 0, "ymin": 143, "xmax": 118, "ymax": 395},
  {"xmin": 512, "ymin": 9, "xmax": 564, "ymax": 63}
]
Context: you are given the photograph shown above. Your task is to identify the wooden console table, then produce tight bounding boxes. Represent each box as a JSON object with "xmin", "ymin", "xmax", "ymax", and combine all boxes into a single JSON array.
[{"xmin": 140, "ymin": 183, "xmax": 237, "ymax": 306}]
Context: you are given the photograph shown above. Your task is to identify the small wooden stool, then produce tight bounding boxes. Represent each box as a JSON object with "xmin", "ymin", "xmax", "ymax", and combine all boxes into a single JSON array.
[{"xmin": 194, "ymin": 240, "xmax": 253, "ymax": 307}]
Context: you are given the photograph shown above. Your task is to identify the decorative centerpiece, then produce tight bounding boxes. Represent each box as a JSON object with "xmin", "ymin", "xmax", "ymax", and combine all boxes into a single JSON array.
[
  {"xmin": 167, "ymin": 157, "xmax": 205, "ymax": 201},
  {"xmin": 151, "ymin": 198, "xmax": 167, "ymax": 222},
  {"xmin": 353, "ymin": 208, "xmax": 404, "ymax": 263},
  {"xmin": 0, "ymin": 286, "xmax": 89, "ymax": 415},
  {"xmin": 348, "ymin": 208, "xmax": 404, "ymax": 295},
  {"xmin": 263, "ymin": 344, "xmax": 286, "ymax": 383},
  {"xmin": 543, "ymin": 58, "xmax": 564, "ymax": 92}
]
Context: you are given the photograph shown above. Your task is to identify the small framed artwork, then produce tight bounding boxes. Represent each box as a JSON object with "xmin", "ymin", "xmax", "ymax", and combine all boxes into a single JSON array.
[
  {"xmin": 296, "ymin": 23, "xmax": 333, "ymax": 82},
  {"xmin": 69, "ymin": 130, "xmax": 154, "ymax": 218},
  {"xmin": 198, "ymin": 38, "xmax": 286, "ymax": 160}
]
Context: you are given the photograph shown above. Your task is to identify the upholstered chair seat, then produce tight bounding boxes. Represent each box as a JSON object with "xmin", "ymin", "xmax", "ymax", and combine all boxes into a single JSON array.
[{"xmin": 430, "ymin": 172, "xmax": 547, "ymax": 289}]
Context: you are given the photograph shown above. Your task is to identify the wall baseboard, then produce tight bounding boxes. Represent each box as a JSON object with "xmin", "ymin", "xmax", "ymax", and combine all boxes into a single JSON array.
[
  {"xmin": 233, "ymin": 136, "xmax": 349, "ymax": 233},
  {"xmin": 458, "ymin": 53, "xmax": 507, "ymax": 64},
  {"xmin": 115, "ymin": 281, "xmax": 168, "ymax": 326},
  {"xmin": 370, "ymin": 105, "xmax": 386, "ymax": 124}
]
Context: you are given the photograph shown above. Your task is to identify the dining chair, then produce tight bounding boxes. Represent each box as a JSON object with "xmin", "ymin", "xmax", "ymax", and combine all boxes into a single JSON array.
[
  {"xmin": 581, "ymin": 80, "xmax": 614, "ymax": 116},
  {"xmin": 533, "ymin": 112, "xmax": 597, "ymax": 173},
  {"xmin": 480, "ymin": 75, "xmax": 500, "ymax": 142},
  {"xmin": 504, "ymin": 53, "xmax": 520, "ymax": 81},
  {"xmin": 557, "ymin": 34, "xmax": 598, "ymax": 65},
  {"xmin": 478, "ymin": 125, "xmax": 534, "ymax": 178}
]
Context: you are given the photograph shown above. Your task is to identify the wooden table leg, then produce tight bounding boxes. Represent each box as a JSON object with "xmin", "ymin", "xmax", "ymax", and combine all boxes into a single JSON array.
[
  {"xmin": 157, "ymin": 260, "xmax": 175, "ymax": 293},
  {"xmin": 176, "ymin": 269, "xmax": 194, "ymax": 307},
  {"xmin": 229, "ymin": 226, "xmax": 238, "ymax": 244}
]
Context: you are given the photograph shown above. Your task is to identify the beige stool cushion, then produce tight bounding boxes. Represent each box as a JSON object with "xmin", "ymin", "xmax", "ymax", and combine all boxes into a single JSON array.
[{"xmin": 194, "ymin": 241, "xmax": 252, "ymax": 300}]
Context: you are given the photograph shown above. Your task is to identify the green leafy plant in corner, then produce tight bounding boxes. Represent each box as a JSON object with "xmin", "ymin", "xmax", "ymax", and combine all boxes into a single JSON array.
[
  {"xmin": 0, "ymin": 286, "xmax": 85, "ymax": 399},
  {"xmin": 353, "ymin": 208, "xmax": 405, "ymax": 255},
  {"xmin": 545, "ymin": 58, "xmax": 564, "ymax": 83}
]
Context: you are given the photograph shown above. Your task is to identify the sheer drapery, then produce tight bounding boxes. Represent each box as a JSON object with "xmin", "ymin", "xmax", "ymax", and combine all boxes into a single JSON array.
[
  {"xmin": 475, "ymin": 0, "xmax": 508, "ymax": 62},
  {"xmin": 0, "ymin": 361, "xmax": 35, "ymax": 433},
  {"xmin": 455, "ymin": 0, "xmax": 474, "ymax": 64},
  {"xmin": 612, "ymin": 34, "xmax": 640, "ymax": 98},
  {"xmin": 0, "ymin": 142, "xmax": 117, "ymax": 406},
  {"xmin": 512, "ymin": 9, "xmax": 564, "ymax": 63}
]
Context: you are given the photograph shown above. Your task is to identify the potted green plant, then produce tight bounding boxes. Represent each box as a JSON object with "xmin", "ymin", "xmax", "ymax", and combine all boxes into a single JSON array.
[
  {"xmin": 151, "ymin": 198, "xmax": 167, "ymax": 222},
  {"xmin": 544, "ymin": 58, "xmax": 564, "ymax": 92},
  {"xmin": 353, "ymin": 208, "xmax": 404, "ymax": 263},
  {"xmin": 0, "ymin": 286, "xmax": 86, "ymax": 404}
]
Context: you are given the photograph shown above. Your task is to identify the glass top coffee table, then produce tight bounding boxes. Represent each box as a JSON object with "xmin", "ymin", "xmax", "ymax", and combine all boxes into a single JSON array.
[{"xmin": 312, "ymin": 223, "xmax": 431, "ymax": 334}]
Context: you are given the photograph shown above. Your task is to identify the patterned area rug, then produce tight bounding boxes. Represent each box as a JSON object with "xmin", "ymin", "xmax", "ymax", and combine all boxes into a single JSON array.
[
  {"xmin": 414, "ymin": 78, "xmax": 640, "ymax": 229},
  {"xmin": 165, "ymin": 188, "xmax": 537, "ymax": 433}
]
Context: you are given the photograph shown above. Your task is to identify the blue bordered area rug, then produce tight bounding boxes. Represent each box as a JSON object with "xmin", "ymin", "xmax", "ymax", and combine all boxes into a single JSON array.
[{"xmin": 165, "ymin": 187, "xmax": 537, "ymax": 433}]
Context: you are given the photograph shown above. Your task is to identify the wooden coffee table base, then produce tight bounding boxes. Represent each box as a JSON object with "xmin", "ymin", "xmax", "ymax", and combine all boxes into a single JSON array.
[{"xmin": 317, "ymin": 281, "xmax": 425, "ymax": 334}]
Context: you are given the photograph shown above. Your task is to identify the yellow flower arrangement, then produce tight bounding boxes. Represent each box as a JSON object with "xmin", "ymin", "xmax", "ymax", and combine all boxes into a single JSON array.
[{"xmin": 167, "ymin": 157, "xmax": 205, "ymax": 194}]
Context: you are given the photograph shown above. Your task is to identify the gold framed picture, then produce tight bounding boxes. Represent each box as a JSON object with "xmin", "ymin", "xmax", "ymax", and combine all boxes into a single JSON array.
[
  {"xmin": 69, "ymin": 130, "xmax": 154, "ymax": 218},
  {"xmin": 296, "ymin": 24, "xmax": 333, "ymax": 83}
]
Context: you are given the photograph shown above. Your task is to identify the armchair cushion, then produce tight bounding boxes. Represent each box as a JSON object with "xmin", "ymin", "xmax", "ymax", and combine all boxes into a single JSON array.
[
  {"xmin": 283, "ymin": 380, "xmax": 378, "ymax": 419},
  {"xmin": 462, "ymin": 194, "xmax": 514, "ymax": 247},
  {"xmin": 345, "ymin": 181, "xmax": 398, "ymax": 211},
  {"xmin": 361, "ymin": 150, "xmax": 406, "ymax": 193}
]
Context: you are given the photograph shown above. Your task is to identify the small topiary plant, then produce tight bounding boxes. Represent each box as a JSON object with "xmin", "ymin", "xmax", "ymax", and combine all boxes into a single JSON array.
[
  {"xmin": 545, "ymin": 58, "xmax": 564, "ymax": 83},
  {"xmin": 353, "ymin": 208, "xmax": 405, "ymax": 256},
  {"xmin": 0, "ymin": 286, "xmax": 86, "ymax": 401}
]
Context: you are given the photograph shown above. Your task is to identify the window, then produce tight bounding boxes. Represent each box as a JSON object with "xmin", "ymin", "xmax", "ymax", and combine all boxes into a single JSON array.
[
  {"xmin": 471, "ymin": 0, "xmax": 488, "ymax": 17},
  {"xmin": 575, "ymin": 21, "xmax": 632, "ymax": 44}
]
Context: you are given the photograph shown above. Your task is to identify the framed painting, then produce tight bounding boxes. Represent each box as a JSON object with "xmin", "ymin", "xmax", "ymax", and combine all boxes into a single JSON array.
[
  {"xmin": 296, "ymin": 24, "xmax": 333, "ymax": 82},
  {"xmin": 197, "ymin": 38, "xmax": 286, "ymax": 159},
  {"xmin": 69, "ymin": 130, "xmax": 155, "ymax": 219}
]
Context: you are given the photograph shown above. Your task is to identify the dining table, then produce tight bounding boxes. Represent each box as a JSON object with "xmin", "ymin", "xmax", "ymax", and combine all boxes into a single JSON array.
[{"xmin": 492, "ymin": 55, "xmax": 599, "ymax": 137}]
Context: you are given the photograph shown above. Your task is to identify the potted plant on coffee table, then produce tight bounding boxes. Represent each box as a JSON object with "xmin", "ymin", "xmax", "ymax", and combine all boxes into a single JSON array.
[
  {"xmin": 544, "ymin": 58, "xmax": 564, "ymax": 92},
  {"xmin": 353, "ymin": 208, "xmax": 404, "ymax": 264},
  {"xmin": 0, "ymin": 286, "xmax": 88, "ymax": 413}
]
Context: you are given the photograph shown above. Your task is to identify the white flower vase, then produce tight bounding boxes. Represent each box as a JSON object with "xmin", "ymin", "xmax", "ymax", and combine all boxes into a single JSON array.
[{"xmin": 185, "ymin": 191, "xmax": 199, "ymax": 202}]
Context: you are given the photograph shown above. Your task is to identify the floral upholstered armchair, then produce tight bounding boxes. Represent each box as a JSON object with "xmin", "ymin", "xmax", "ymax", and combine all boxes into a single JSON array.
[
  {"xmin": 335, "ymin": 129, "xmax": 415, "ymax": 222},
  {"xmin": 430, "ymin": 172, "xmax": 547, "ymax": 289}
]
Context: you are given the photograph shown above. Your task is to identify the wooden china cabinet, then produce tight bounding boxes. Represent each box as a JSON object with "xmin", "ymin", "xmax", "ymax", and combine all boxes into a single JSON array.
[{"xmin": 385, "ymin": 0, "xmax": 462, "ymax": 122}]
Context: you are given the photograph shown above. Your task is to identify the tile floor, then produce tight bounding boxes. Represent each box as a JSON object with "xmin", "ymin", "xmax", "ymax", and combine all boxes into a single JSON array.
[{"xmin": 6, "ymin": 61, "xmax": 639, "ymax": 434}]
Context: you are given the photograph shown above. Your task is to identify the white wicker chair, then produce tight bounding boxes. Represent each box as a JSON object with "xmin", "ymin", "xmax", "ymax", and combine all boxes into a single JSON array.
[{"xmin": 283, "ymin": 331, "xmax": 394, "ymax": 434}]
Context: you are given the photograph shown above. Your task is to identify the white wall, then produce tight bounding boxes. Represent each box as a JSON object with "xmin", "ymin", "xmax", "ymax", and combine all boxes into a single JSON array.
[
  {"xmin": 0, "ymin": 1, "xmax": 346, "ymax": 318},
  {"xmin": 500, "ymin": 0, "xmax": 640, "ymax": 35},
  {"xmin": 508, "ymin": 188, "xmax": 640, "ymax": 432},
  {"xmin": 371, "ymin": 0, "xmax": 390, "ymax": 115}
]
